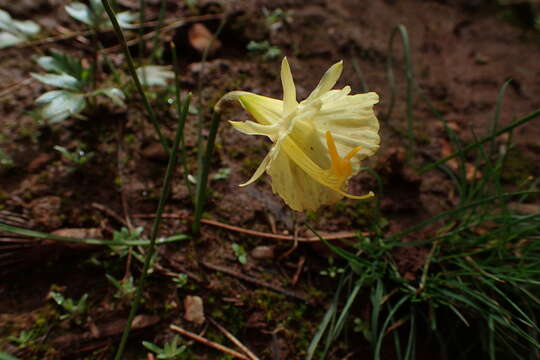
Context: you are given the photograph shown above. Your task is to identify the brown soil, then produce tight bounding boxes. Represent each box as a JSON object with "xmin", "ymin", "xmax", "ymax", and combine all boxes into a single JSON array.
[{"xmin": 1, "ymin": 0, "xmax": 539, "ymax": 359}]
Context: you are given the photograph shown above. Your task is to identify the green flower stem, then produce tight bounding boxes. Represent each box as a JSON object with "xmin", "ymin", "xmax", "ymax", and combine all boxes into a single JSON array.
[
  {"xmin": 385, "ymin": 25, "xmax": 414, "ymax": 162},
  {"xmin": 101, "ymin": 0, "xmax": 169, "ymax": 155},
  {"xmin": 192, "ymin": 111, "xmax": 221, "ymax": 235},
  {"xmin": 113, "ymin": 96, "xmax": 187, "ymax": 360},
  {"xmin": 191, "ymin": 16, "xmax": 226, "ymax": 235},
  {"xmin": 195, "ymin": 15, "xmax": 227, "ymax": 180}
]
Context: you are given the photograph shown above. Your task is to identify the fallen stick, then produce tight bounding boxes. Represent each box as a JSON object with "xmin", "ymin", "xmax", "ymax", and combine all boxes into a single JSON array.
[
  {"xmin": 169, "ymin": 324, "xmax": 249, "ymax": 360},
  {"xmin": 133, "ymin": 213, "xmax": 367, "ymax": 242},
  {"xmin": 208, "ymin": 317, "xmax": 260, "ymax": 360},
  {"xmin": 201, "ymin": 261, "xmax": 310, "ymax": 303}
]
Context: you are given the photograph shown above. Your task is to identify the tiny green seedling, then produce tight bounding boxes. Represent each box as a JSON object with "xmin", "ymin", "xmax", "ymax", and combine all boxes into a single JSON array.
[
  {"xmin": 109, "ymin": 226, "xmax": 144, "ymax": 257},
  {"xmin": 246, "ymin": 40, "xmax": 282, "ymax": 60},
  {"xmin": 54, "ymin": 145, "xmax": 94, "ymax": 165},
  {"xmin": 7, "ymin": 329, "xmax": 39, "ymax": 349},
  {"xmin": 0, "ymin": 148, "xmax": 13, "ymax": 168},
  {"xmin": 65, "ymin": 0, "xmax": 136, "ymax": 31},
  {"xmin": 48, "ymin": 291, "xmax": 89, "ymax": 324},
  {"xmin": 232, "ymin": 243, "xmax": 248, "ymax": 265},
  {"xmin": 173, "ymin": 273, "xmax": 188, "ymax": 289},
  {"xmin": 262, "ymin": 7, "xmax": 293, "ymax": 31},
  {"xmin": 106, "ymin": 274, "xmax": 136, "ymax": 299},
  {"xmin": 142, "ymin": 336, "xmax": 187, "ymax": 359},
  {"xmin": 320, "ymin": 257, "xmax": 345, "ymax": 278},
  {"xmin": 212, "ymin": 168, "xmax": 231, "ymax": 181},
  {"xmin": 32, "ymin": 50, "xmax": 125, "ymax": 124},
  {"xmin": 0, "ymin": 9, "xmax": 41, "ymax": 49}
]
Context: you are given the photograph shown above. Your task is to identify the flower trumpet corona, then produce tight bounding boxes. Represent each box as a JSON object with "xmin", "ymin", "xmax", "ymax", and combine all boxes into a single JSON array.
[{"xmin": 216, "ymin": 58, "xmax": 380, "ymax": 211}]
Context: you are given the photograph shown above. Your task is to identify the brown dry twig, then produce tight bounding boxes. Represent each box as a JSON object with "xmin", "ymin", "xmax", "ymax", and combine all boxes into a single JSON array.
[
  {"xmin": 92, "ymin": 203, "xmax": 128, "ymax": 227},
  {"xmin": 208, "ymin": 317, "xmax": 260, "ymax": 360},
  {"xmin": 291, "ymin": 255, "xmax": 306, "ymax": 286},
  {"xmin": 133, "ymin": 213, "xmax": 366, "ymax": 242},
  {"xmin": 201, "ymin": 260, "xmax": 310, "ymax": 303},
  {"xmin": 170, "ymin": 324, "xmax": 250, "ymax": 360}
]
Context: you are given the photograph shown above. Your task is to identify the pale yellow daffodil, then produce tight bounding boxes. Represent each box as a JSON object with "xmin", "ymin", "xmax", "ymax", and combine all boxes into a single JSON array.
[{"xmin": 216, "ymin": 58, "xmax": 380, "ymax": 211}]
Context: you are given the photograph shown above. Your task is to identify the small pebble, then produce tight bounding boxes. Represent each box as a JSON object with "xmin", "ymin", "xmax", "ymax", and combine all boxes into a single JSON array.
[
  {"xmin": 184, "ymin": 296, "xmax": 205, "ymax": 325},
  {"xmin": 251, "ymin": 245, "xmax": 275, "ymax": 259}
]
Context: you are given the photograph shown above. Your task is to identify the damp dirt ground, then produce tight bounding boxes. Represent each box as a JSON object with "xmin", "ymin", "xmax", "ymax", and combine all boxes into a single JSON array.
[{"xmin": 1, "ymin": 0, "xmax": 539, "ymax": 359}]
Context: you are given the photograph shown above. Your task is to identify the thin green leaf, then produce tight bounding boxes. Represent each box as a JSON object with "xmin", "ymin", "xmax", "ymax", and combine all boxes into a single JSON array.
[
  {"xmin": 0, "ymin": 222, "xmax": 189, "ymax": 246},
  {"xmin": 420, "ymin": 108, "xmax": 540, "ymax": 173},
  {"xmin": 142, "ymin": 341, "xmax": 163, "ymax": 353}
]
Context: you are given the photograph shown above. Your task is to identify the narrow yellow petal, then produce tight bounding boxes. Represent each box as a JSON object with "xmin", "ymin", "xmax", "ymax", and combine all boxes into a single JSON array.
[
  {"xmin": 267, "ymin": 150, "xmax": 342, "ymax": 211},
  {"xmin": 282, "ymin": 134, "xmax": 374, "ymax": 200},
  {"xmin": 305, "ymin": 60, "xmax": 343, "ymax": 102},
  {"xmin": 238, "ymin": 94, "xmax": 283, "ymax": 125},
  {"xmin": 281, "ymin": 57, "xmax": 297, "ymax": 116},
  {"xmin": 229, "ymin": 120, "xmax": 279, "ymax": 140},
  {"xmin": 239, "ymin": 149, "xmax": 274, "ymax": 187}
]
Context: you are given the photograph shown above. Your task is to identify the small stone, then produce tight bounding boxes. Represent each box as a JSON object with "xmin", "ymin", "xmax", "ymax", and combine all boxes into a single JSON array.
[
  {"xmin": 184, "ymin": 296, "xmax": 205, "ymax": 325},
  {"xmin": 251, "ymin": 246, "xmax": 275, "ymax": 259}
]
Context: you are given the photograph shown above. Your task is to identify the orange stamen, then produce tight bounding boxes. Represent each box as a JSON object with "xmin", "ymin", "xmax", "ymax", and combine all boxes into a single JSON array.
[{"xmin": 325, "ymin": 131, "xmax": 363, "ymax": 178}]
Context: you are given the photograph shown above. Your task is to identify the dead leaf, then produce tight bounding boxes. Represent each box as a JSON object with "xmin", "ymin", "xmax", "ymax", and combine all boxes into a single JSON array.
[{"xmin": 188, "ymin": 23, "xmax": 221, "ymax": 54}]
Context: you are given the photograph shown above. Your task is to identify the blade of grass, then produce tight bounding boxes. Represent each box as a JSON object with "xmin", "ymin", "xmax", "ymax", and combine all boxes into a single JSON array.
[
  {"xmin": 374, "ymin": 295, "xmax": 410, "ymax": 360},
  {"xmin": 420, "ymin": 108, "xmax": 540, "ymax": 174},
  {"xmin": 192, "ymin": 110, "xmax": 221, "ymax": 234},
  {"xmin": 384, "ymin": 24, "xmax": 415, "ymax": 161},
  {"xmin": 331, "ymin": 277, "xmax": 364, "ymax": 339},
  {"xmin": 351, "ymin": 48, "xmax": 369, "ymax": 93},
  {"xmin": 138, "ymin": 0, "xmax": 146, "ymax": 58},
  {"xmin": 113, "ymin": 80, "xmax": 188, "ymax": 360},
  {"xmin": 0, "ymin": 222, "xmax": 188, "ymax": 245},
  {"xmin": 489, "ymin": 79, "xmax": 512, "ymax": 157},
  {"xmin": 191, "ymin": 15, "xmax": 227, "ymax": 235},
  {"xmin": 171, "ymin": 41, "xmax": 193, "ymax": 201},
  {"xmin": 305, "ymin": 292, "xmax": 339, "ymax": 360},
  {"xmin": 101, "ymin": 0, "xmax": 169, "ymax": 154},
  {"xmin": 385, "ymin": 191, "xmax": 538, "ymax": 246}
]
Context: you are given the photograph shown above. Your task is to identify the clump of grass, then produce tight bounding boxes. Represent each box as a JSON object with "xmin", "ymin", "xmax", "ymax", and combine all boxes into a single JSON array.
[{"xmin": 308, "ymin": 25, "xmax": 540, "ymax": 360}]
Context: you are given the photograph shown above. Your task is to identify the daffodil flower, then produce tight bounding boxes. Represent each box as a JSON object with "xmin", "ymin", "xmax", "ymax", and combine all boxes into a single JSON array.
[{"xmin": 216, "ymin": 58, "xmax": 380, "ymax": 211}]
